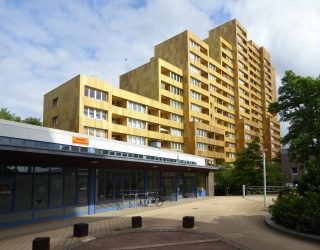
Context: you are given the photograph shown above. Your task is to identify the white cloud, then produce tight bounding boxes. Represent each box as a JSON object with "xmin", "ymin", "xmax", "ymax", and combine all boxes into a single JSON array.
[{"xmin": 1, "ymin": 0, "xmax": 320, "ymax": 139}]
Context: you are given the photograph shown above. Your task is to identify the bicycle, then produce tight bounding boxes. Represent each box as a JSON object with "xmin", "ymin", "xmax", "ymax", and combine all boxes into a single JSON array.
[{"xmin": 139, "ymin": 192, "xmax": 165, "ymax": 207}]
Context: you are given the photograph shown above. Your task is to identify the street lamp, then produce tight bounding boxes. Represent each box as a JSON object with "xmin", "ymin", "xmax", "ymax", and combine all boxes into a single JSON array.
[{"xmin": 262, "ymin": 149, "xmax": 268, "ymax": 207}]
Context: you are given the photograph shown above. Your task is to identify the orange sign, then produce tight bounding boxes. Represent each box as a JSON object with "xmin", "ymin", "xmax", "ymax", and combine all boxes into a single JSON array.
[{"xmin": 72, "ymin": 136, "xmax": 89, "ymax": 146}]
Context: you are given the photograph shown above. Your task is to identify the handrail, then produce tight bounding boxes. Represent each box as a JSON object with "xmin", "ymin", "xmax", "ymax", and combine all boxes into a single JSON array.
[{"xmin": 247, "ymin": 186, "xmax": 284, "ymax": 195}]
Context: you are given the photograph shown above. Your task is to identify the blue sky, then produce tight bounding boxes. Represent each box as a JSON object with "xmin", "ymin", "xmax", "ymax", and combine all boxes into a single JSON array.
[{"xmin": 1, "ymin": 0, "xmax": 320, "ymax": 138}]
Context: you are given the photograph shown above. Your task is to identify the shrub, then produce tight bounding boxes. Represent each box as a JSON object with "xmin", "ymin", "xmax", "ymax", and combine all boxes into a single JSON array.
[{"xmin": 269, "ymin": 187, "xmax": 320, "ymax": 235}]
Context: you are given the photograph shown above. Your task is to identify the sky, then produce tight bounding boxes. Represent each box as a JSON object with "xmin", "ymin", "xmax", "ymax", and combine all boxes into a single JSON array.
[{"xmin": 1, "ymin": 0, "xmax": 320, "ymax": 138}]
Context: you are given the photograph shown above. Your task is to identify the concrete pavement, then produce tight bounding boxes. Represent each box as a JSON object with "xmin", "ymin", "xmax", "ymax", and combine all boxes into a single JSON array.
[{"xmin": 0, "ymin": 195, "xmax": 319, "ymax": 250}]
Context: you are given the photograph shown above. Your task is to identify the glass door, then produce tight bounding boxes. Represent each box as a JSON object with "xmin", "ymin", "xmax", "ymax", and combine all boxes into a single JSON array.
[
  {"xmin": 184, "ymin": 177, "xmax": 193, "ymax": 198},
  {"xmin": 160, "ymin": 177, "xmax": 175, "ymax": 201}
]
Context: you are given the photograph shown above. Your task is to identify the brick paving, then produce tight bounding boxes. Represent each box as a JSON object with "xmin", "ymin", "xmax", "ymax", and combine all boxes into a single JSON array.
[{"xmin": 0, "ymin": 195, "xmax": 319, "ymax": 250}]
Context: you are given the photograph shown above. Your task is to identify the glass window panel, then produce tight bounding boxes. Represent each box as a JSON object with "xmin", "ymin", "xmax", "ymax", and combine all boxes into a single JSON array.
[
  {"xmin": 90, "ymin": 89, "xmax": 95, "ymax": 98},
  {"xmin": 106, "ymin": 171, "xmax": 113, "ymax": 200},
  {"xmin": 96, "ymin": 91, "xmax": 102, "ymax": 100},
  {"xmin": 64, "ymin": 168, "xmax": 77, "ymax": 206},
  {"xmin": 101, "ymin": 92, "xmax": 107, "ymax": 101},
  {"xmin": 78, "ymin": 177, "xmax": 88, "ymax": 204},
  {"xmin": 0, "ymin": 177, "xmax": 13, "ymax": 212},
  {"xmin": 89, "ymin": 108, "xmax": 94, "ymax": 118},
  {"xmin": 96, "ymin": 177, "xmax": 105, "ymax": 201},
  {"xmin": 34, "ymin": 174, "xmax": 48, "ymax": 209},
  {"xmin": 85, "ymin": 87, "xmax": 89, "ymax": 97},
  {"xmin": 16, "ymin": 175, "xmax": 32, "ymax": 211},
  {"xmin": 50, "ymin": 175, "xmax": 63, "ymax": 207}
]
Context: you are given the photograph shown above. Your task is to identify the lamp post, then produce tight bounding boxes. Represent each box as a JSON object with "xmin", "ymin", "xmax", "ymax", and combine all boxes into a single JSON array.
[{"xmin": 262, "ymin": 149, "xmax": 268, "ymax": 207}]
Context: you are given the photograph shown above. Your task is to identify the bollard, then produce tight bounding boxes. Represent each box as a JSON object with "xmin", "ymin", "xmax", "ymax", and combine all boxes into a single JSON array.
[
  {"xmin": 183, "ymin": 216, "xmax": 194, "ymax": 228},
  {"xmin": 243, "ymin": 185, "xmax": 246, "ymax": 197},
  {"xmin": 32, "ymin": 237, "xmax": 50, "ymax": 250},
  {"xmin": 132, "ymin": 216, "xmax": 142, "ymax": 228},
  {"xmin": 73, "ymin": 223, "xmax": 88, "ymax": 237}
]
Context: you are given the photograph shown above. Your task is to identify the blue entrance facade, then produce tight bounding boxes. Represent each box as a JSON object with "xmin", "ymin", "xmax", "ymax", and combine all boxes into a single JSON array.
[
  {"xmin": 0, "ymin": 120, "xmax": 216, "ymax": 228},
  {"xmin": 0, "ymin": 165, "xmax": 206, "ymax": 228}
]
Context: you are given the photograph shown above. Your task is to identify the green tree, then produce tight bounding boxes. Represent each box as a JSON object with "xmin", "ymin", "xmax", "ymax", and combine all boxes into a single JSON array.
[
  {"xmin": 232, "ymin": 135, "xmax": 263, "ymax": 187},
  {"xmin": 268, "ymin": 70, "xmax": 320, "ymax": 164},
  {"xmin": 268, "ymin": 71, "xmax": 320, "ymax": 234},
  {"xmin": 214, "ymin": 165, "xmax": 236, "ymax": 195},
  {"xmin": 0, "ymin": 108, "xmax": 42, "ymax": 126},
  {"xmin": 266, "ymin": 161, "xmax": 285, "ymax": 186},
  {"xmin": 23, "ymin": 117, "xmax": 42, "ymax": 126},
  {"xmin": 0, "ymin": 108, "xmax": 21, "ymax": 122}
]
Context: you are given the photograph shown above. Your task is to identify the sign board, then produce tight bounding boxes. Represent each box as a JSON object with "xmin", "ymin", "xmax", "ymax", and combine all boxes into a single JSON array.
[{"xmin": 72, "ymin": 136, "xmax": 89, "ymax": 146}]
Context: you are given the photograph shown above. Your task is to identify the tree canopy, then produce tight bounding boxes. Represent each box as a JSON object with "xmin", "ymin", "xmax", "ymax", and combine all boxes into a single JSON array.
[
  {"xmin": 232, "ymin": 135, "xmax": 263, "ymax": 187},
  {"xmin": 0, "ymin": 108, "xmax": 21, "ymax": 122},
  {"xmin": 0, "ymin": 108, "xmax": 42, "ymax": 126},
  {"xmin": 214, "ymin": 135, "xmax": 285, "ymax": 195},
  {"xmin": 268, "ymin": 70, "xmax": 320, "ymax": 164}
]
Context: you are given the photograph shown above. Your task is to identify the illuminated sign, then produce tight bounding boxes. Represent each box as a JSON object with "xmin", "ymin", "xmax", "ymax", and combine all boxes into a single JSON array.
[{"xmin": 72, "ymin": 136, "xmax": 89, "ymax": 146}]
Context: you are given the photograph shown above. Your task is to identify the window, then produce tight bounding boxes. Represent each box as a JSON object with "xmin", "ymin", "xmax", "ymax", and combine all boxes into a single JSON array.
[
  {"xmin": 190, "ymin": 77, "xmax": 200, "ymax": 87},
  {"xmin": 225, "ymin": 65, "xmax": 233, "ymax": 73},
  {"xmin": 171, "ymin": 100, "xmax": 183, "ymax": 109},
  {"xmin": 197, "ymin": 129, "xmax": 206, "ymax": 137},
  {"xmin": 227, "ymin": 94, "xmax": 234, "ymax": 101},
  {"xmin": 191, "ymin": 103, "xmax": 201, "ymax": 112},
  {"xmin": 172, "ymin": 142, "xmax": 183, "ymax": 150},
  {"xmin": 209, "ymin": 63, "xmax": 215, "ymax": 70},
  {"xmin": 245, "ymin": 124, "xmax": 251, "ymax": 130},
  {"xmin": 229, "ymin": 143, "xmax": 235, "ymax": 148},
  {"xmin": 209, "ymin": 74, "xmax": 215, "ymax": 80},
  {"xmin": 225, "ymin": 47, "xmax": 232, "ymax": 54},
  {"xmin": 84, "ymin": 127, "xmax": 106, "ymax": 138},
  {"xmin": 191, "ymin": 116, "xmax": 200, "ymax": 122},
  {"xmin": 170, "ymin": 72, "xmax": 182, "ymax": 82},
  {"xmin": 53, "ymin": 98, "xmax": 58, "ymax": 107},
  {"xmin": 190, "ymin": 52, "xmax": 200, "ymax": 62},
  {"xmin": 190, "ymin": 64, "xmax": 200, "ymax": 74},
  {"xmin": 229, "ymin": 133, "xmax": 235, "ymax": 139},
  {"xmin": 197, "ymin": 142, "xmax": 206, "ymax": 150},
  {"xmin": 172, "ymin": 128, "xmax": 183, "ymax": 136},
  {"xmin": 210, "ymin": 85, "xmax": 216, "ymax": 91},
  {"xmin": 128, "ymin": 118, "xmax": 146, "ymax": 129},
  {"xmin": 227, "ymin": 84, "xmax": 234, "ymax": 91},
  {"xmin": 128, "ymin": 101, "xmax": 146, "ymax": 113},
  {"xmin": 191, "ymin": 90, "xmax": 200, "ymax": 99},
  {"xmin": 84, "ymin": 106, "xmax": 107, "ymax": 120},
  {"xmin": 171, "ymin": 86, "xmax": 183, "ymax": 96},
  {"xmin": 291, "ymin": 167, "xmax": 298, "ymax": 174},
  {"xmin": 245, "ymin": 134, "xmax": 251, "ymax": 139},
  {"xmin": 85, "ymin": 86, "xmax": 107, "ymax": 101},
  {"xmin": 190, "ymin": 39, "xmax": 199, "ymax": 50},
  {"xmin": 128, "ymin": 136, "xmax": 146, "ymax": 145},
  {"xmin": 53, "ymin": 116, "xmax": 59, "ymax": 125},
  {"xmin": 172, "ymin": 114, "xmax": 183, "ymax": 123},
  {"xmin": 228, "ymin": 104, "xmax": 234, "ymax": 110}
]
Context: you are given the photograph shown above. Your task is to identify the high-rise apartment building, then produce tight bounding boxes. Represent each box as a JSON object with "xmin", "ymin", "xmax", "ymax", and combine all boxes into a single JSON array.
[{"xmin": 43, "ymin": 19, "xmax": 281, "ymax": 165}]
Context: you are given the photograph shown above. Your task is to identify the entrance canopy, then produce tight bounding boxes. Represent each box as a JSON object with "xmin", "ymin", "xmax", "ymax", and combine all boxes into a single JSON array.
[{"xmin": 0, "ymin": 120, "xmax": 221, "ymax": 173}]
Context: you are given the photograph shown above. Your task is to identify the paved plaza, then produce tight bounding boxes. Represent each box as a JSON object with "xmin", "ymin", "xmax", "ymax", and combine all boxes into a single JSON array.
[{"xmin": 0, "ymin": 195, "xmax": 319, "ymax": 250}]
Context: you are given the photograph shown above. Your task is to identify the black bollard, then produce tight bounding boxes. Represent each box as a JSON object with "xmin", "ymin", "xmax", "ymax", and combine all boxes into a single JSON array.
[
  {"xmin": 73, "ymin": 223, "xmax": 89, "ymax": 237},
  {"xmin": 32, "ymin": 237, "xmax": 50, "ymax": 250},
  {"xmin": 132, "ymin": 216, "xmax": 142, "ymax": 228},
  {"xmin": 183, "ymin": 216, "xmax": 194, "ymax": 228}
]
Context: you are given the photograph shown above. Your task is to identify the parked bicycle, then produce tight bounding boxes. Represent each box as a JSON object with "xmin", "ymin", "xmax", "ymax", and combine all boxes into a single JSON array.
[{"xmin": 139, "ymin": 192, "xmax": 166, "ymax": 207}]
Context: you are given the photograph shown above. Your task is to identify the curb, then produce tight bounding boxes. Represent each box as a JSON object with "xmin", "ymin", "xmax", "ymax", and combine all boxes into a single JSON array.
[
  {"xmin": 64, "ymin": 228, "xmax": 253, "ymax": 250},
  {"xmin": 264, "ymin": 214, "xmax": 320, "ymax": 243}
]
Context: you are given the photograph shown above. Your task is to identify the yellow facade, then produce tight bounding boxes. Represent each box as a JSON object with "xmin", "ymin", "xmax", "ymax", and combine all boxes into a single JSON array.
[{"xmin": 43, "ymin": 19, "xmax": 281, "ymax": 165}]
